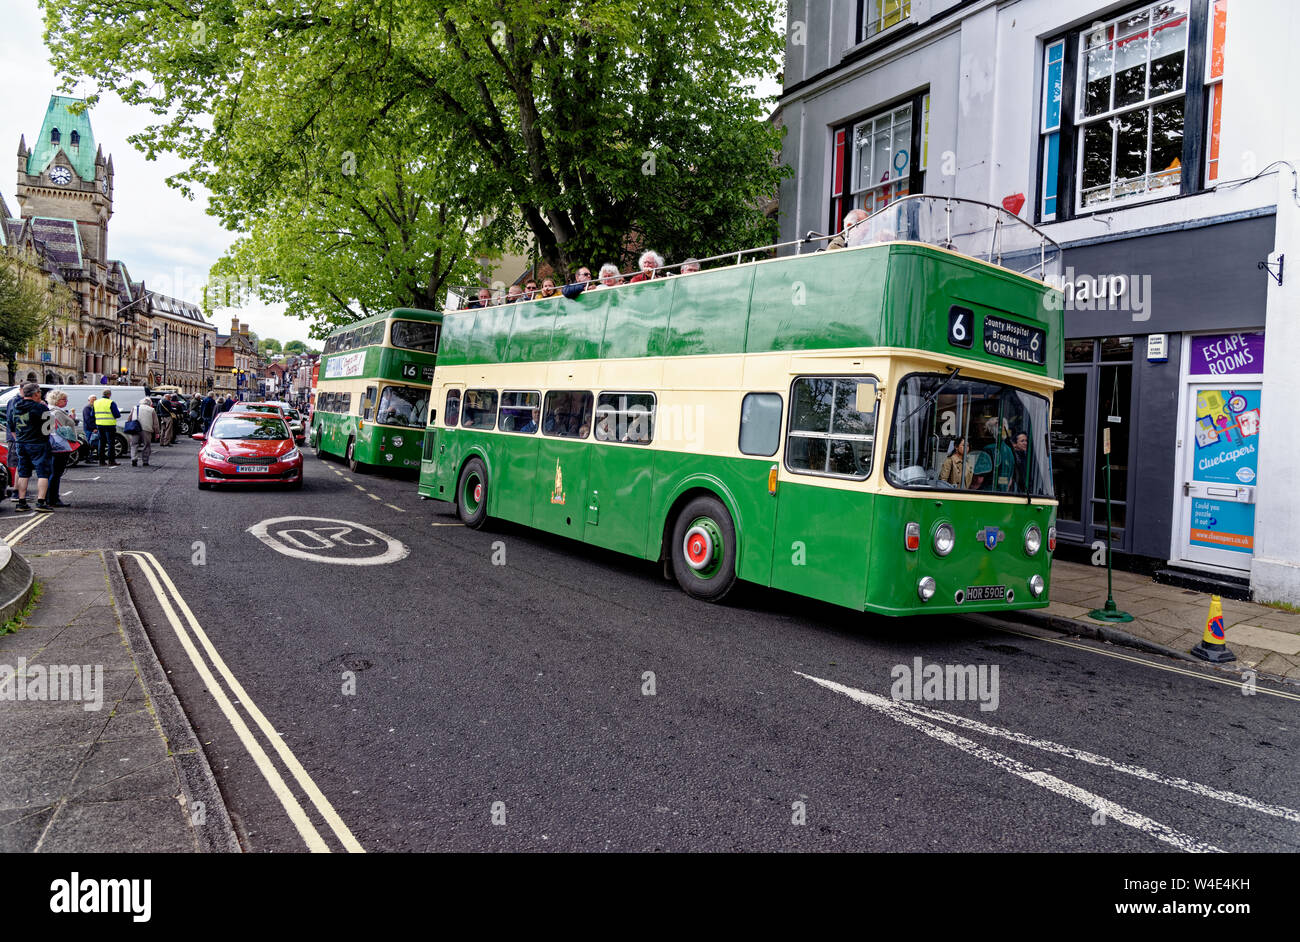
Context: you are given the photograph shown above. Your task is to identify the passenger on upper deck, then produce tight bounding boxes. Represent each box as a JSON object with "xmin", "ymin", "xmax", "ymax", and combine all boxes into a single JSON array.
[
  {"xmin": 628, "ymin": 250, "xmax": 664, "ymax": 283},
  {"xmin": 826, "ymin": 209, "xmax": 870, "ymax": 250},
  {"xmin": 561, "ymin": 266, "xmax": 593, "ymax": 299},
  {"xmin": 538, "ymin": 277, "xmax": 558, "ymax": 298},
  {"xmin": 680, "ymin": 258, "xmax": 701, "ymax": 274},
  {"xmin": 592, "ymin": 264, "xmax": 622, "ymax": 289},
  {"xmin": 505, "ymin": 284, "xmax": 523, "ymax": 304},
  {"xmin": 469, "ymin": 287, "xmax": 493, "ymax": 309}
]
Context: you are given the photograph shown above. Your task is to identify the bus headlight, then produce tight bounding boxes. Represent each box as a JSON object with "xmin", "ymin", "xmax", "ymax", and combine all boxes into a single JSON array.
[
  {"xmin": 933, "ymin": 522, "xmax": 954, "ymax": 556},
  {"xmin": 1028, "ymin": 574, "xmax": 1045, "ymax": 598},
  {"xmin": 1024, "ymin": 525, "xmax": 1042, "ymax": 557},
  {"xmin": 917, "ymin": 576, "xmax": 936, "ymax": 601}
]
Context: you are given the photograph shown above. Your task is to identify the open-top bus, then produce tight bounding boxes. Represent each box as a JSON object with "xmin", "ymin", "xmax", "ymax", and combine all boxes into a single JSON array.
[
  {"xmin": 418, "ymin": 196, "xmax": 1065, "ymax": 615},
  {"xmin": 311, "ymin": 308, "xmax": 441, "ymax": 473}
]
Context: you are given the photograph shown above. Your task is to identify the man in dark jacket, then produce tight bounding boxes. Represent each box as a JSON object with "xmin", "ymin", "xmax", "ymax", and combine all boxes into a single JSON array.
[
  {"xmin": 201, "ymin": 392, "xmax": 216, "ymax": 432},
  {"xmin": 11, "ymin": 382, "xmax": 54, "ymax": 512}
]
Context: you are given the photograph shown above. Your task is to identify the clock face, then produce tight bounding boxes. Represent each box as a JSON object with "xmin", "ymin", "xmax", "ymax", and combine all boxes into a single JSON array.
[{"xmin": 49, "ymin": 166, "xmax": 72, "ymax": 185}]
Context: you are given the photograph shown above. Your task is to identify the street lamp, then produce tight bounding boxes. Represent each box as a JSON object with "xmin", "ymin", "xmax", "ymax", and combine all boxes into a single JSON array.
[
  {"xmin": 202, "ymin": 337, "xmax": 212, "ymax": 391},
  {"xmin": 114, "ymin": 292, "xmax": 151, "ymax": 384}
]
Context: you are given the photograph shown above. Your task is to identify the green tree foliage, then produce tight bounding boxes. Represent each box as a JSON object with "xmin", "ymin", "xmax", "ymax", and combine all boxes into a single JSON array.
[
  {"xmin": 0, "ymin": 247, "xmax": 72, "ymax": 386},
  {"xmin": 258, "ymin": 338, "xmax": 282, "ymax": 357},
  {"xmin": 41, "ymin": 0, "xmax": 786, "ymax": 313},
  {"xmin": 283, "ymin": 340, "xmax": 312, "ymax": 355}
]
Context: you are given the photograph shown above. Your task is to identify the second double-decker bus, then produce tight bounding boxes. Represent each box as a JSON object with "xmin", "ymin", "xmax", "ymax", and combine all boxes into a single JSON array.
[
  {"xmin": 419, "ymin": 196, "xmax": 1064, "ymax": 615},
  {"xmin": 311, "ymin": 308, "xmax": 441, "ymax": 473}
]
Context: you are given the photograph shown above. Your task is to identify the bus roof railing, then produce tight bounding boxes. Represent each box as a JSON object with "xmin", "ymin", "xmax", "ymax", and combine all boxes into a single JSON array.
[{"xmin": 445, "ymin": 195, "xmax": 1063, "ymax": 311}]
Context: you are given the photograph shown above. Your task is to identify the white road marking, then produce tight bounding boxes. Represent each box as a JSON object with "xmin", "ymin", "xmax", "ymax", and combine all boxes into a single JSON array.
[
  {"xmin": 797, "ymin": 672, "xmax": 1223, "ymax": 853},
  {"xmin": 367, "ymin": 493, "xmax": 380, "ymax": 501},
  {"xmin": 972, "ymin": 618, "xmax": 1300, "ymax": 703},
  {"xmin": 246, "ymin": 516, "xmax": 409, "ymax": 566},
  {"xmin": 120, "ymin": 551, "xmax": 364, "ymax": 853},
  {"xmin": 430, "ymin": 522, "xmax": 462, "ymax": 527},
  {"xmin": 92, "ymin": 476, "xmax": 100, "ymax": 481},
  {"xmin": 344, "ymin": 477, "xmax": 353, "ymax": 483},
  {"xmin": 384, "ymin": 503, "xmax": 406, "ymax": 513}
]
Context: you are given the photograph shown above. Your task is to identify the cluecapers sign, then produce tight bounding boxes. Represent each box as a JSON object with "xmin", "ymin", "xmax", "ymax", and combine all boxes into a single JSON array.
[{"xmin": 1189, "ymin": 332, "xmax": 1265, "ymax": 376}]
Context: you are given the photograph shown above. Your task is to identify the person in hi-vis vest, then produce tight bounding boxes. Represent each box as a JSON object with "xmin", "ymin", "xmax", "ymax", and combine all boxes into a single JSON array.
[{"xmin": 93, "ymin": 389, "xmax": 122, "ymax": 466}]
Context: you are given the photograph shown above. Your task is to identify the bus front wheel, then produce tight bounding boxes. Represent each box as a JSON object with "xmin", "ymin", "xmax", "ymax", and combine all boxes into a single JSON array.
[
  {"xmin": 346, "ymin": 438, "xmax": 365, "ymax": 474},
  {"xmin": 457, "ymin": 458, "xmax": 489, "ymax": 529},
  {"xmin": 670, "ymin": 495, "xmax": 738, "ymax": 602}
]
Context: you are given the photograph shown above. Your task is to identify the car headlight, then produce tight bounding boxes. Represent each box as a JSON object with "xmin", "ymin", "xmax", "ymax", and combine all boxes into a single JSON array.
[
  {"xmin": 933, "ymin": 522, "xmax": 955, "ymax": 556},
  {"xmin": 1024, "ymin": 525, "xmax": 1042, "ymax": 557},
  {"xmin": 283, "ymin": 448, "xmax": 301, "ymax": 462},
  {"xmin": 202, "ymin": 448, "xmax": 225, "ymax": 461}
]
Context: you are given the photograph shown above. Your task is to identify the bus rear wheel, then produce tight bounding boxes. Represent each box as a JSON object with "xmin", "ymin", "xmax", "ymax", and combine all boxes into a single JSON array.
[
  {"xmin": 670, "ymin": 495, "xmax": 737, "ymax": 602},
  {"xmin": 456, "ymin": 458, "xmax": 489, "ymax": 529},
  {"xmin": 312, "ymin": 426, "xmax": 324, "ymax": 458}
]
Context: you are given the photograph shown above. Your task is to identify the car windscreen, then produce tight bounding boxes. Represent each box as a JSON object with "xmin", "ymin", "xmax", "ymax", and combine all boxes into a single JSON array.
[{"xmin": 210, "ymin": 416, "xmax": 290, "ymax": 440}]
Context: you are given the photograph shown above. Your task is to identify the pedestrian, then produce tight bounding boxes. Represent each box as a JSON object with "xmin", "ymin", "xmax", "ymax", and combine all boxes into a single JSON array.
[
  {"xmin": 93, "ymin": 389, "xmax": 121, "ymax": 466},
  {"xmin": 157, "ymin": 395, "xmax": 176, "ymax": 446},
  {"xmin": 201, "ymin": 391, "xmax": 216, "ymax": 432},
  {"xmin": 45, "ymin": 390, "xmax": 77, "ymax": 507},
  {"xmin": 81, "ymin": 395, "xmax": 98, "ymax": 453},
  {"xmin": 10, "ymin": 382, "xmax": 54, "ymax": 512},
  {"xmin": 126, "ymin": 395, "xmax": 160, "ymax": 467}
]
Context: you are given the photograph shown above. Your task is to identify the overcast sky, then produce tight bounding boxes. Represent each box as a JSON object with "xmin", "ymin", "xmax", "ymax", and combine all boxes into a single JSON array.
[{"xmin": 0, "ymin": 1, "xmax": 310, "ymax": 344}]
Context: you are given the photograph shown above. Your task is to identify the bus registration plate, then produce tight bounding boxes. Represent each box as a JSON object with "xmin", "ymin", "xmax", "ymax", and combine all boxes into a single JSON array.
[{"xmin": 966, "ymin": 585, "xmax": 1007, "ymax": 601}]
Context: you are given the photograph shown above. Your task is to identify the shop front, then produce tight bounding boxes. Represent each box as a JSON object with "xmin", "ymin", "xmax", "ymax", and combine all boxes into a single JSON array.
[{"xmin": 1052, "ymin": 212, "xmax": 1275, "ymax": 578}]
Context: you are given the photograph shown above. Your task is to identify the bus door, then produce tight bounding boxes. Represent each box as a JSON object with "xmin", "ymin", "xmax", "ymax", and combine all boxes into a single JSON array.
[
  {"xmin": 769, "ymin": 377, "xmax": 878, "ymax": 610},
  {"xmin": 532, "ymin": 390, "xmax": 593, "ymax": 540},
  {"xmin": 493, "ymin": 390, "xmax": 542, "ymax": 526},
  {"xmin": 421, "ymin": 385, "xmax": 460, "ymax": 500},
  {"xmin": 585, "ymin": 393, "xmax": 657, "ymax": 557}
]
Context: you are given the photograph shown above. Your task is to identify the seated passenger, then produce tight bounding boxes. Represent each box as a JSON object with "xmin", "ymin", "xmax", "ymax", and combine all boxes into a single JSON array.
[
  {"xmin": 505, "ymin": 284, "xmax": 523, "ymax": 303},
  {"xmin": 519, "ymin": 407, "xmax": 539, "ymax": 434},
  {"xmin": 826, "ymin": 208, "xmax": 870, "ymax": 250},
  {"xmin": 590, "ymin": 263, "xmax": 622, "ymax": 289},
  {"xmin": 561, "ymin": 267, "xmax": 593, "ymax": 299},
  {"xmin": 538, "ymin": 277, "xmax": 558, "ymax": 298},
  {"xmin": 628, "ymin": 250, "xmax": 664, "ymax": 282},
  {"xmin": 469, "ymin": 287, "xmax": 493, "ymax": 309},
  {"xmin": 680, "ymin": 258, "xmax": 701, "ymax": 274},
  {"xmin": 939, "ymin": 437, "xmax": 974, "ymax": 488}
]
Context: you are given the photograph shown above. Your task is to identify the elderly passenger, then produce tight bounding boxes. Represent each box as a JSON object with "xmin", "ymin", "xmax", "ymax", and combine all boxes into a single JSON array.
[
  {"xmin": 680, "ymin": 258, "xmax": 701, "ymax": 274},
  {"xmin": 591, "ymin": 264, "xmax": 622, "ymax": 289},
  {"xmin": 827, "ymin": 208, "xmax": 871, "ymax": 250},
  {"xmin": 562, "ymin": 266, "xmax": 593, "ymax": 300},
  {"xmin": 628, "ymin": 250, "xmax": 664, "ymax": 283}
]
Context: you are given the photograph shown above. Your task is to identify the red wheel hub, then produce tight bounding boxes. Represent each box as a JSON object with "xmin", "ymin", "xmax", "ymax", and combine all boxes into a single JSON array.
[{"xmin": 473, "ymin": 482, "xmax": 483, "ymax": 503}]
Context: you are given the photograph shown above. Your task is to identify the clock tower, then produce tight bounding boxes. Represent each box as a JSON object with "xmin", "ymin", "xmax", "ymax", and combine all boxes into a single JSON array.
[{"xmin": 16, "ymin": 94, "xmax": 114, "ymax": 265}]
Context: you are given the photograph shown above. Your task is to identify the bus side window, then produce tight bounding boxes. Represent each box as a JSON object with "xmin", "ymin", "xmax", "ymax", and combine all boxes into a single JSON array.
[
  {"xmin": 362, "ymin": 386, "xmax": 377, "ymax": 420},
  {"xmin": 444, "ymin": 389, "xmax": 461, "ymax": 427},
  {"xmin": 595, "ymin": 392, "xmax": 655, "ymax": 444},
  {"xmin": 543, "ymin": 390, "xmax": 593, "ymax": 438},
  {"xmin": 462, "ymin": 389, "xmax": 498, "ymax": 430},
  {"xmin": 739, "ymin": 393, "xmax": 782, "ymax": 456}
]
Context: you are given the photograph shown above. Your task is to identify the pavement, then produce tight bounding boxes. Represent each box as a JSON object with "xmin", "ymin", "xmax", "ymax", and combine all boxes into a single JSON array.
[
  {"xmin": 1017, "ymin": 559, "xmax": 1300, "ymax": 682},
  {"xmin": 0, "ymin": 442, "xmax": 1297, "ymax": 853},
  {"xmin": 0, "ymin": 547, "xmax": 236, "ymax": 852}
]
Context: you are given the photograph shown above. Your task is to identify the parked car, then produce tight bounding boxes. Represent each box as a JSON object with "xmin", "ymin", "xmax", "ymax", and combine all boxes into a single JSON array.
[
  {"xmin": 193, "ymin": 412, "xmax": 303, "ymax": 489},
  {"xmin": 230, "ymin": 401, "xmax": 305, "ymax": 443}
]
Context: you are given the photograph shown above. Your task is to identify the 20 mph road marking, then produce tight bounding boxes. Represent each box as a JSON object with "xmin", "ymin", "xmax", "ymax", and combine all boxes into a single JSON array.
[
  {"xmin": 247, "ymin": 516, "xmax": 408, "ymax": 566},
  {"xmin": 797, "ymin": 672, "xmax": 1223, "ymax": 853},
  {"xmin": 120, "ymin": 551, "xmax": 364, "ymax": 852}
]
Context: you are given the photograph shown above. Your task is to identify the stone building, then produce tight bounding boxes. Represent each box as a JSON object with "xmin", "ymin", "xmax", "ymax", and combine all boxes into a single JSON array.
[
  {"xmin": 3, "ymin": 94, "xmax": 217, "ymax": 392},
  {"xmin": 213, "ymin": 318, "xmax": 258, "ymax": 401}
]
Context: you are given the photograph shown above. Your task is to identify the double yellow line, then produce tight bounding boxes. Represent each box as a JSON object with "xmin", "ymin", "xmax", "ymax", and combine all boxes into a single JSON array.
[
  {"xmin": 119, "ymin": 551, "xmax": 364, "ymax": 853},
  {"xmin": 3, "ymin": 512, "xmax": 50, "ymax": 545}
]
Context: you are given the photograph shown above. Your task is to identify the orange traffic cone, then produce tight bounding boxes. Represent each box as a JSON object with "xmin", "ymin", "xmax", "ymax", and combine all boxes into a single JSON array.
[{"xmin": 1191, "ymin": 594, "xmax": 1236, "ymax": 663}]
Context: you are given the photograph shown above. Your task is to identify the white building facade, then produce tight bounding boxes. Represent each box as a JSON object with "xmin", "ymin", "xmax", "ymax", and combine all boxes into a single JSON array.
[{"xmin": 779, "ymin": 0, "xmax": 1300, "ymax": 601}]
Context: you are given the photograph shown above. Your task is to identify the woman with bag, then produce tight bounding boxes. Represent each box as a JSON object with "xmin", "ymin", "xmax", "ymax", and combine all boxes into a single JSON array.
[
  {"xmin": 126, "ymin": 396, "xmax": 159, "ymax": 467},
  {"xmin": 46, "ymin": 390, "xmax": 79, "ymax": 508}
]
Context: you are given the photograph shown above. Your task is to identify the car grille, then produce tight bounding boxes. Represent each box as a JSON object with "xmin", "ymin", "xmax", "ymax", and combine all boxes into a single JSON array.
[{"xmin": 226, "ymin": 456, "xmax": 273, "ymax": 465}]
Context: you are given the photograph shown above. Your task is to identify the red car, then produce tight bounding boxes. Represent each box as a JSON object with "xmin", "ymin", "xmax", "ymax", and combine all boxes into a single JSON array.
[{"xmin": 194, "ymin": 412, "xmax": 303, "ymax": 489}]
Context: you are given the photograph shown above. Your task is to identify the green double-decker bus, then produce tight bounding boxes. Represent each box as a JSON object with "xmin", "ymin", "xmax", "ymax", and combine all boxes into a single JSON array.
[
  {"xmin": 419, "ymin": 196, "xmax": 1065, "ymax": 615},
  {"xmin": 311, "ymin": 308, "xmax": 441, "ymax": 473}
]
